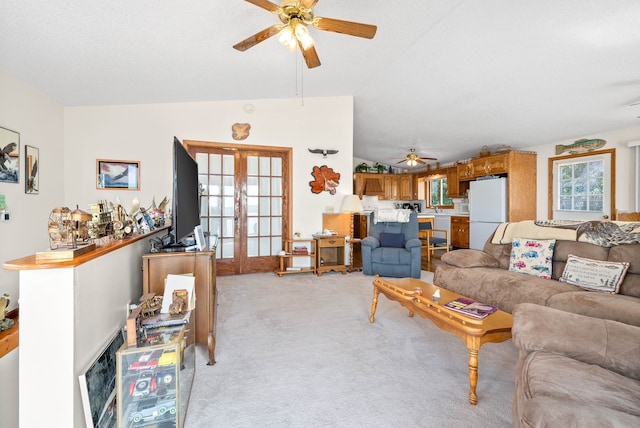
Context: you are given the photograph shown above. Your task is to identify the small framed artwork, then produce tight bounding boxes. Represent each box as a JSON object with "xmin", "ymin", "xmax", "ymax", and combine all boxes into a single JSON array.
[
  {"xmin": 97, "ymin": 159, "xmax": 140, "ymax": 190},
  {"xmin": 25, "ymin": 145, "xmax": 39, "ymax": 194},
  {"xmin": 0, "ymin": 126, "xmax": 20, "ymax": 184}
]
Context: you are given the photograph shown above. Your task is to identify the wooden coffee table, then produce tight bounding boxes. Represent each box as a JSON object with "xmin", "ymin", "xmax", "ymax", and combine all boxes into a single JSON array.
[{"xmin": 369, "ymin": 275, "xmax": 513, "ymax": 405}]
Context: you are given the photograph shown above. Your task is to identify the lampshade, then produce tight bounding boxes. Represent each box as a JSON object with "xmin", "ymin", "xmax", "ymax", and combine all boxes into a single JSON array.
[{"xmin": 341, "ymin": 195, "xmax": 363, "ymax": 213}]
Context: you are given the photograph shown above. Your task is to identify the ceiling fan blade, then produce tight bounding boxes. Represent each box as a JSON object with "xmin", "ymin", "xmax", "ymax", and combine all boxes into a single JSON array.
[
  {"xmin": 299, "ymin": 42, "xmax": 321, "ymax": 68},
  {"xmin": 244, "ymin": 0, "xmax": 280, "ymax": 13},
  {"xmin": 313, "ymin": 17, "xmax": 377, "ymax": 39},
  {"xmin": 419, "ymin": 157, "xmax": 438, "ymax": 161},
  {"xmin": 300, "ymin": 0, "xmax": 319, "ymax": 8},
  {"xmin": 416, "ymin": 159, "xmax": 426, "ymax": 165},
  {"xmin": 396, "ymin": 160, "xmax": 407, "ymax": 164},
  {"xmin": 233, "ymin": 24, "xmax": 282, "ymax": 51}
]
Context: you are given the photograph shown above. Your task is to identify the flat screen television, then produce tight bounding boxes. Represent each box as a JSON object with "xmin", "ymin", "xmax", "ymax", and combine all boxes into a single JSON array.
[{"xmin": 169, "ymin": 137, "xmax": 201, "ymax": 247}]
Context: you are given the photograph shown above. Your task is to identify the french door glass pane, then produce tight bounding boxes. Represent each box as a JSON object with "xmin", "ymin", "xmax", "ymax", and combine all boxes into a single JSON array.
[
  {"xmin": 247, "ymin": 237, "xmax": 258, "ymax": 257},
  {"xmin": 195, "ymin": 150, "xmax": 284, "ymax": 261},
  {"xmin": 247, "ymin": 217, "xmax": 258, "ymax": 237}
]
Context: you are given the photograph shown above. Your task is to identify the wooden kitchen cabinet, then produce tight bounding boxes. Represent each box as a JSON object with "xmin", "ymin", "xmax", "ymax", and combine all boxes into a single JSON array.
[
  {"xmin": 142, "ymin": 251, "xmax": 217, "ymax": 365},
  {"xmin": 354, "ymin": 173, "xmax": 415, "ymax": 200},
  {"xmin": 458, "ymin": 152, "xmax": 527, "ymax": 181},
  {"xmin": 451, "ymin": 216, "xmax": 470, "ymax": 248},
  {"xmin": 457, "ymin": 151, "xmax": 537, "ymax": 222},
  {"xmin": 384, "ymin": 175, "xmax": 398, "ymax": 200},
  {"xmin": 354, "ymin": 173, "xmax": 385, "ymax": 198},
  {"xmin": 446, "ymin": 166, "xmax": 468, "ymax": 198},
  {"xmin": 398, "ymin": 174, "xmax": 414, "ymax": 199}
]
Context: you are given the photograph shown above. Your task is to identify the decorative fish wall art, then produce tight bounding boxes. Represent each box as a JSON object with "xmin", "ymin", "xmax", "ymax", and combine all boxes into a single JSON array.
[{"xmin": 555, "ymin": 138, "xmax": 606, "ymax": 155}]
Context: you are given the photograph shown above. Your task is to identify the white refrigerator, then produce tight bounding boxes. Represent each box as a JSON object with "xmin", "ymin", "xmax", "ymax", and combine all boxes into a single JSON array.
[{"xmin": 469, "ymin": 177, "xmax": 507, "ymax": 249}]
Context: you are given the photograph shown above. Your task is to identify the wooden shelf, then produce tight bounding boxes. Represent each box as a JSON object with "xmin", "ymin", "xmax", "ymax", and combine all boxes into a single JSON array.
[
  {"xmin": 0, "ymin": 309, "xmax": 19, "ymax": 359},
  {"xmin": 276, "ymin": 239, "xmax": 317, "ymax": 277}
]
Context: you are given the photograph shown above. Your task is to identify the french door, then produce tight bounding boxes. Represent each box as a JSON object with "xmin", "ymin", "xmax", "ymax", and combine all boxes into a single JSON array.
[{"xmin": 184, "ymin": 141, "xmax": 292, "ymax": 275}]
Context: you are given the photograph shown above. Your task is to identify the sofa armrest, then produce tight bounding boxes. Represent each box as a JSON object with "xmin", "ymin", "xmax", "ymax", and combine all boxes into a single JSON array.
[
  {"xmin": 361, "ymin": 236, "xmax": 380, "ymax": 249},
  {"xmin": 512, "ymin": 303, "xmax": 640, "ymax": 381},
  {"xmin": 440, "ymin": 249, "xmax": 500, "ymax": 268},
  {"xmin": 405, "ymin": 238, "xmax": 422, "ymax": 249}
]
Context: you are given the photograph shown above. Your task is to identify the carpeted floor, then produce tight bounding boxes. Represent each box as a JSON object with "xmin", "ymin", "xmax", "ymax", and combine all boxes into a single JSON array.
[{"xmin": 184, "ymin": 271, "xmax": 517, "ymax": 427}]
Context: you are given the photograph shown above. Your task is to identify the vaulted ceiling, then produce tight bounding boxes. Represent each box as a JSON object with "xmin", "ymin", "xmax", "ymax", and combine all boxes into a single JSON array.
[{"xmin": 1, "ymin": 0, "xmax": 639, "ymax": 168}]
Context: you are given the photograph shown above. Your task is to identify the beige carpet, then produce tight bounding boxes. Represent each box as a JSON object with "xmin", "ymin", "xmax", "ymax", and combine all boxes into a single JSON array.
[{"xmin": 184, "ymin": 271, "xmax": 517, "ymax": 427}]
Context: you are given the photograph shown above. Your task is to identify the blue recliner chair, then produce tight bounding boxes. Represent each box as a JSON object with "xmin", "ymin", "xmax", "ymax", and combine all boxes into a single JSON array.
[{"xmin": 361, "ymin": 211, "xmax": 422, "ymax": 278}]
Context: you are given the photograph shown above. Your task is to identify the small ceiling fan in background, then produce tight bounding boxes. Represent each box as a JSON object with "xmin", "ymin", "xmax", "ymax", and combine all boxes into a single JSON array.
[
  {"xmin": 233, "ymin": 0, "xmax": 377, "ymax": 69},
  {"xmin": 396, "ymin": 148, "xmax": 437, "ymax": 167}
]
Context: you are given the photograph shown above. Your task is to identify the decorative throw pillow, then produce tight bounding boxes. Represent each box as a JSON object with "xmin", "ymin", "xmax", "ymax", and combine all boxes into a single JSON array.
[
  {"xmin": 509, "ymin": 238, "xmax": 556, "ymax": 279},
  {"xmin": 379, "ymin": 232, "xmax": 404, "ymax": 248},
  {"xmin": 560, "ymin": 254, "xmax": 630, "ymax": 294}
]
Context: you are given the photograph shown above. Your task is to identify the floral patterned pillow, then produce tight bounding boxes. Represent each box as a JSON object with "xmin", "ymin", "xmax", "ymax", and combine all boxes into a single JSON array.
[{"xmin": 509, "ymin": 238, "xmax": 556, "ymax": 279}]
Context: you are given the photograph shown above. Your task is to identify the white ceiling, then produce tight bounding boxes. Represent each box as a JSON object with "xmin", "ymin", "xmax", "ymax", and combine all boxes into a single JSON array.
[{"xmin": 2, "ymin": 0, "xmax": 639, "ymax": 167}]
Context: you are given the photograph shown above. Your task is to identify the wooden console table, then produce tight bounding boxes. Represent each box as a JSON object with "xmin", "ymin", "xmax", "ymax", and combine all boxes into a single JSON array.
[{"xmin": 142, "ymin": 250, "xmax": 217, "ymax": 365}]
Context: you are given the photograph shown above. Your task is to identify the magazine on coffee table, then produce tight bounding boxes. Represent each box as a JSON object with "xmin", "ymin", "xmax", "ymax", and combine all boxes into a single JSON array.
[{"xmin": 443, "ymin": 298, "xmax": 498, "ymax": 319}]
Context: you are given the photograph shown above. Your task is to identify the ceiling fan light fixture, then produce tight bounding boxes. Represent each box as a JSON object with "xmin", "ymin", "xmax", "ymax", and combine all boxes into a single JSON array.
[
  {"xmin": 293, "ymin": 21, "xmax": 314, "ymax": 50},
  {"xmin": 278, "ymin": 25, "xmax": 297, "ymax": 51},
  {"xmin": 407, "ymin": 159, "xmax": 417, "ymax": 167}
]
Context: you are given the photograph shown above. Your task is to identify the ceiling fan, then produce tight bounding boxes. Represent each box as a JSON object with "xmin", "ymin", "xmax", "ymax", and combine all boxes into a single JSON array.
[
  {"xmin": 232, "ymin": 0, "xmax": 377, "ymax": 69},
  {"xmin": 396, "ymin": 149, "xmax": 437, "ymax": 167}
]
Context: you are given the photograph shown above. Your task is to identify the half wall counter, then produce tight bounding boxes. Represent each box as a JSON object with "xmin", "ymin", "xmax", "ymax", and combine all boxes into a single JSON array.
[{"xmin": 3, "ymin": 228, "xmax": 167, "ymax": 428}]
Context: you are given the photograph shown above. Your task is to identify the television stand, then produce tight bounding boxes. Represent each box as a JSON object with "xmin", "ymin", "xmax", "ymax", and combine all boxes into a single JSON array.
[{"xmin": 142, "ymin": 250, "xmax": 217, "ymax": 365}]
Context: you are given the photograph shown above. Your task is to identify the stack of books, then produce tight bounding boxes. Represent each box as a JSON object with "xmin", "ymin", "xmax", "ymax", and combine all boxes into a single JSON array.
[{"xmin": 293, "ymin": 246, "xmax": 309, "ymax": 255}]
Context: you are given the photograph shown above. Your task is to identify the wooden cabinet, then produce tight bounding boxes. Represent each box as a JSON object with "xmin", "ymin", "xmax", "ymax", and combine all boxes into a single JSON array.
[
  {"xmin": 276, "ymin": 239, "xmax": 316, "ymax": 276},
  {"xmin": 142, "ymin": 251, "xmax": 217, "ymax": 365},
  {"xmin": 398, "ymin": 174, "xmax": 414, "ymax": 199},
  {"xmin": 354, "ymin": 173, "xmax": 385, "ymax": 198},
  {"xmin": 315, "ymin": 236, "xmax": 347, "ymax": 276},
  {"xmin": 354, "ymin": 173, "xmax": 415, "ymax": 200},
  {"xmin": 384, "ymin": 175, "xmax": 398, "ymax": 199},
  {"xmin": 446, "ymin": 166, "xmax": 469, "ymax": 198},
  {"xmin": 458, "ymin": 152, "xmax": 523, "ymax": 181},
  {"xmin": 349, "ymin": 213, "xmax": 369, "ymax": 270},
  {"xmin": 457, "ymin": 151, "xmax": 537, "ymax": 222},
  {"xmin": 451, "ymin": 216, "xmax": 470, "ymax": 248}
]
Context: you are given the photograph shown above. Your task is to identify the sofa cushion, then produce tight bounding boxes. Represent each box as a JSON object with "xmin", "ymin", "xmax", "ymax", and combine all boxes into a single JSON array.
[
  {"xmin": 609, "ymin": 244, "xmax": 640, "ymax": 297},
  {"xmin": 379, "ymin": 232, "xmax": 404, "ymax": 248},
  {"xmin": 433, "ymin": 265, "xmax": 579, "ymax": 313},
  {"xmin": 440, "ymin": 249, "xmax": 499, "ymax": 268},
  {"xmin": 547, "ymin": 292, "xmax": 640, "ymax": 327},
  {"xmin": 520, "ymin": 351, "xmax": 640, "ymax": 418},
  {"xmin": 559, "ymin": 254, "xmax": 629, "ymax": 293},
  {"xmin": 509, "ymin": 238, "xmax": 555, "ymax": 279},
  {"xmin": 551, "ymin": 240, "xmax": 610, "ymax": 280}
]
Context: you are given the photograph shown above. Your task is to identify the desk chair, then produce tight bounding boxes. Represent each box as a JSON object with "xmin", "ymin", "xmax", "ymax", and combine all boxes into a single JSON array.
[{"xmin": 418, "ymin": 220, "xmax": 450, "ymax": 262}]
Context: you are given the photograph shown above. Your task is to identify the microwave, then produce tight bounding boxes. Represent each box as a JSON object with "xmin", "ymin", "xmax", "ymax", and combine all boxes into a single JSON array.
[{"xmin": 456, "ymin": 202, "xmax": 469, "ymax": 214}]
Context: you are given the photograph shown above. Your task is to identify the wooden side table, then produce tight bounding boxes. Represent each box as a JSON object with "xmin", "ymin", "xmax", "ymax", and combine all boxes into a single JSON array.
[{"xmin": 315, "ymin": 235, "xmax": 347, "ymax": 276}]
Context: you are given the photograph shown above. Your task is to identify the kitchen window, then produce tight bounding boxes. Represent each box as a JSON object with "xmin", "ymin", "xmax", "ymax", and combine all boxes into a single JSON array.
[{"xmin": 429, "ymin": 177, "xmax": 453, "ymax": 207}]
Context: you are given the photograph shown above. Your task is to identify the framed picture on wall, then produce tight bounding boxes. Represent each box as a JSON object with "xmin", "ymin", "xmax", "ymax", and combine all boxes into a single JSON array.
[
  {"xmin": 0, "ymin": 126, "xmax": 20, "ymax": 184},
  {"xmin": 96, "ymin": 159, "xmax": 140, "ymax": 190},
  {"xmin": 25, "ymin": 145, "xmax": 39, "ymax": 194}
]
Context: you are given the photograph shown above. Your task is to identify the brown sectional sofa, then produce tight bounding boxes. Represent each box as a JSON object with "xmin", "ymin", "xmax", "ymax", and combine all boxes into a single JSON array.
[
  {"xmin": 433, "ymin": 237, "xmax": 640, "ymax": 326},
  {"xmin": 511, "ymin": 303, "xmax": 640, "ymax": 427},
  {"xmin": 433, "ymin": 223, "xmax": 640, "ymax": 426}
]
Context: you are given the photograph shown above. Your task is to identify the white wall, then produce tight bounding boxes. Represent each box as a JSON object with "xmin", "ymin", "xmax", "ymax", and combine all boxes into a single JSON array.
[
  {"xmin": 525, "ymin": 125, "xmax": 640, "ymax": 219},
  {"xmin": 63, "ymin": 97, "xmax": 355, "ymax": 238},
  {"xmin": 0, "ymin": 70, "xmax": 65, "ymax": 428}
]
